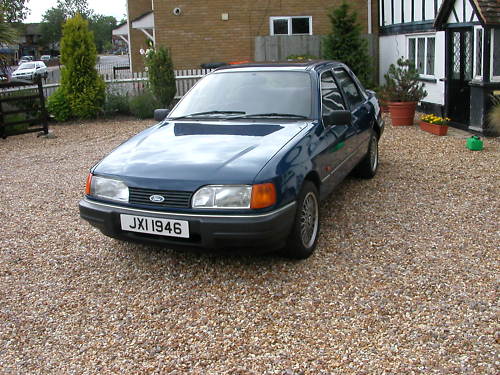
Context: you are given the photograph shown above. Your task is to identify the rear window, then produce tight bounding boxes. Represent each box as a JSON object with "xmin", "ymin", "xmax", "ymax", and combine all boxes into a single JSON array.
[{"xmin": 170, "ymin": 71, "xmax": 312, "ymax": 118}]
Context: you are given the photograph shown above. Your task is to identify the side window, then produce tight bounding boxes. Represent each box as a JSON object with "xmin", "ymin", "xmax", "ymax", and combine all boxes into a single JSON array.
[
  {"xmin": 333, "ymin": 69, "xmax": 364, "ymax": 108},
  {"xmin": 321, "ymin": 71, "xmax": 346, "ymax": 118}
]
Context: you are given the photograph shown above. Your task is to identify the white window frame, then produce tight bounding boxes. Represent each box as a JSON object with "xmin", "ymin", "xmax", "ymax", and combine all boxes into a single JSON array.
[
  {"xmin": 491, "ymin": 28, "xmax": 500, "ymax": 82},
  {"xmin": 407, "ymin": 33, "xmax": 436, "ymax": 78},
  {"xmin": 269, "ymin": 16, "xmax": 313, "ymax": 36},
  {"xmin": 473, "ymin": 25, "xmax": 483, "ymax": 80}
]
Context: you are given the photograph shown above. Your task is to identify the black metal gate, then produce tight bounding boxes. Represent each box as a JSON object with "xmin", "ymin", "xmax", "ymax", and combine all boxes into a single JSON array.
[{"xmin": 446, "ymin": 28, "xmax": 473, "ymax": 125}]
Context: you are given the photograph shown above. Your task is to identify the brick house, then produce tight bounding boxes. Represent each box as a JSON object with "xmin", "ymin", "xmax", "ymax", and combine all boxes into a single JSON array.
[{"xmin": 120, "ymin": 0, "xmax": 379, "ymax": 72}]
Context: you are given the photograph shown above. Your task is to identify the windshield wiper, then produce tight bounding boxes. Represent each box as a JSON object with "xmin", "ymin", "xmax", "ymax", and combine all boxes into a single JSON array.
[
  {"xmin": 229, "ymin": 113, "xmax": 308, "ymax": 119},
  {"xmin": 170, "ymin": 110, "xmax": 246, "ymax": 120}
]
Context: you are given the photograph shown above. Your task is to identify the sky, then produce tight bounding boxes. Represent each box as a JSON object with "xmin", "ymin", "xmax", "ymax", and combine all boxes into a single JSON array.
[{"xmin": 25, "ymin": 0, "xmax": 127, "ymax": 23}]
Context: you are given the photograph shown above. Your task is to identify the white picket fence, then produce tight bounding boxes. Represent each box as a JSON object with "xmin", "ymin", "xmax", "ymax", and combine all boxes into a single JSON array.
[{"xmin": 0, "ymin": 69, "xmax": 212, "ymax": 100}]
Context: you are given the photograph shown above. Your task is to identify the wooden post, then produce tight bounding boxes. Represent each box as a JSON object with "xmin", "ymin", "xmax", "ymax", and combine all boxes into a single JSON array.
[{"xmin": 36, "ymin": 76, "xmax": 49, "ymax": 135}]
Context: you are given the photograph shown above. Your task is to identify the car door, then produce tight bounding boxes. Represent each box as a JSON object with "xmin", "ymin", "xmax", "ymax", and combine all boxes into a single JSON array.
[
  {"xmin": 332, "ymin": 68, "xmax": 373, "ymax": 158},
  {"xmin": 315, "ymin": 69, "xmax": 353, "ymax": 197}
]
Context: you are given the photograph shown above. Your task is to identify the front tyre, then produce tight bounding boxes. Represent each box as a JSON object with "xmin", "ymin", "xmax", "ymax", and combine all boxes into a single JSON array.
[{"xmin": 284, "ymin": 181, "xmax": 320, "ymax": 259}]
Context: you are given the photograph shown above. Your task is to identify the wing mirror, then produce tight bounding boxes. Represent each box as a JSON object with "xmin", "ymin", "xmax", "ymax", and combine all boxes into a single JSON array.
[
  {"xmin": 323, "ymin": 110, "xmax": 352, "ymax": 127},
  {"xmin": 154, "ymin": 109, "xmax": 170, "ymax": 122}
]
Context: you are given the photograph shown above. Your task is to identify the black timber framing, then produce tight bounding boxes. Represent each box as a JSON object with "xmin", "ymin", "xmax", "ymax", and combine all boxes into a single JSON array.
[{"xmin": 379, "ymin": 21, "xmax": 435, "ymax": 36}]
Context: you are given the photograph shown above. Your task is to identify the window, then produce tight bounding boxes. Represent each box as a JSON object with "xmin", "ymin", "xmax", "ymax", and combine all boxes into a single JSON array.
[
  {"xmin": 474, "ymin": 26, "xmax": 483, "ymax": 79},
  {"xmin": 407, "ymin": 35, "xmax": 436, "ymax": 77},
  {"xmin": 270, "ymin": 17, "xmax": 312, "ymax": 35},
  {"xmin": 492, "ymin": 28, "xmax": 500, "ymax": 80},
  {"xmin": 321, "ymin": 71, "xmax": 346, "ymax": 118},
  {"xmin": 333, "ymin": 69, "xmax": 364, "ymax": 108}
]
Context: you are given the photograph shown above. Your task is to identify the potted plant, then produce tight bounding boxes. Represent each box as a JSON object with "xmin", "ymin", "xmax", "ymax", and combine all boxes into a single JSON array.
[
  {"xmin": 419, "ymin": 114, "xmax": 450, "ymax": 136},
  {"xmin": 384, "ymin": 58, "xmax": 427, "ymax": 126}
]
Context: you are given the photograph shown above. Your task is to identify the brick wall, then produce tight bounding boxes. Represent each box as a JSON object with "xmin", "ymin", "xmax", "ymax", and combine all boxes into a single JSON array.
[
  {"xmin": 127, "ymin": 0, "xmax": 152, "ymax": 72},
  {"xmin": 129, "ymin": 0, "xmax": 376, "ymax": 70}
]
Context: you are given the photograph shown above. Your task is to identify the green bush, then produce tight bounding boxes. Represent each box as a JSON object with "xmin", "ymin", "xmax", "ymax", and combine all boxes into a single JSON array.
[
  {"xmin": 47, "ymin": 89, "xmax": 72, "ymax": 122},
  {"xmin": 103, "ymin": 90, "xmax": 130, "ymax": 116},
  {"xmin": 383, "ymin": 58, "xmax": 427, "ymax": 102},
  {"xmin": 55, "ymin": 14, "xmax": 105, "ymax": 120},
  {"xmin": 144, "ymin": 46, "xmax": 176, "ymax": 107},
  {"xmin": 4, "ymin": 114, "xmax": 28, "ymax": 135},
  {"xmin": 129, "ymin": 91, "xmax": 159, "ymax": 119}
]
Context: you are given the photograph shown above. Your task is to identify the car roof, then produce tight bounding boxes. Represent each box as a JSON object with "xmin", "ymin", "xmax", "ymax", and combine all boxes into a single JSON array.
[{"xmin": 214, "ymin": 60, "xmax": 345, "ymax": 73}]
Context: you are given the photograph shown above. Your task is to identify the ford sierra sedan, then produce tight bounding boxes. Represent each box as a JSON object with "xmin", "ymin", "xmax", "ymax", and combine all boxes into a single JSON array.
[{"xmin": 79, "ymin": 61, "xmax": 384, "ymax": 259}]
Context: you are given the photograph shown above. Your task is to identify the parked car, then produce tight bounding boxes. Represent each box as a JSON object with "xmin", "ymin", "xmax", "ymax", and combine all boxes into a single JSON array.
[
  {"xmin": 40, "ymin": 55, "xmax": 52, "ymax": 62},
  {"xmin": 19, "ymin": 55, "xmax": 34, "ymax": 64},
  {"xmin": 11, "ymin": 61, "xmax": 48, "ymax": 81},
  {"xmin": 79, "ymin": 61, "xmax": 384, "ymax": 258}
]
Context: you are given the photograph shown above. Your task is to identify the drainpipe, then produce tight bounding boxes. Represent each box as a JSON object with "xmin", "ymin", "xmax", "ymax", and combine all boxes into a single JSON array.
[{"xmin": 367, "ymin": 0, "xmax": 372, "ymax": 34}]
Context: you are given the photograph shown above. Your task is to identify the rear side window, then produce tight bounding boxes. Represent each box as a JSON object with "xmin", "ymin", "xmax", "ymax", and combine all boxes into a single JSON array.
[
  {"xmin": 333, "ymin": 69, "xmax": 364, "ymax": 108},
  {"xmin": 321, "ymin": 71, "xmax": 346, "ymax": 117}
]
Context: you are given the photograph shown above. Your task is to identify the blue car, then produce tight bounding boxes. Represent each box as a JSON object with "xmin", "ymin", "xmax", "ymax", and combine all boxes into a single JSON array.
[{"xmin": 79, "ymin": 61, "xmax": 384, "ymax": 258}]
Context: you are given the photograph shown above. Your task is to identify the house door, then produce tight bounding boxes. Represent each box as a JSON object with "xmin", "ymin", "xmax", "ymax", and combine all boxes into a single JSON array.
[{"xmin": 446, "ymin": 28, "xmax": 473, "ymax": 125}]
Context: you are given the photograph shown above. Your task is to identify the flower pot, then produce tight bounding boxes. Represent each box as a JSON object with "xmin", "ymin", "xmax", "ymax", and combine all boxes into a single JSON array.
[
  {"xmin": 419, "ymin": 120, "xmax": 448, "ymax": 136},
  {"xmin": 380, "ymin": 100, "xmax": 389, "ymax": 113},
  {"xmin": 388, "ymin": 101, "xmax": 417, "ymax": 126}
]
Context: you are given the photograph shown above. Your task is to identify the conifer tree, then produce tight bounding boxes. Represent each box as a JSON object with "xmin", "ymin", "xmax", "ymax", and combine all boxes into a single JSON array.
[
  {"xmin": 144, "ymin": 46, "xmax": 176, "ymax": 108},
  {"xmin": 49, "ymin": 14, "xmax": 105, "ymax": 120},
  {"xmin": 323, "ymin": 3, "xmax": 372, "ymax": 87}
]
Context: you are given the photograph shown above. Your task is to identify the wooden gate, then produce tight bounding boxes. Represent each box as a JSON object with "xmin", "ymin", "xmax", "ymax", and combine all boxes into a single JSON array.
[{"xmin": 0, "ymin": 77, "xmax": 49, "ymax": 139}]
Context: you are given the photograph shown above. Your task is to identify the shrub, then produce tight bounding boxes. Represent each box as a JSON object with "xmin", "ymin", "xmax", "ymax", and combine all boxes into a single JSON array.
[
  {"xmin": 54, "ymin": 14, "xmax": 105, "ymax": 120},
  {"xmin": 144, "ymin": 46, "xmax": 176, "ymax": 108},
  {"xmin": 323, "ymin": 3, "xmax": 372, "ymax": 87},
  {"xmin": 129, "ymin": 91, "xmax": 159, "ymax": 119},
  {"xmin": 103, "ymin": 90, "xmax": 130, "ymax": 116},
  {"xmin": 47, "ymin": 89, "xmax": 72, "ymax": 122},
  {"xmin": 383, "ymin": 58, "xmax": 427, "ymax": 102},
  {"xmin": 487, "ymin": 94, "xmax": 500, "ymax": 136}
]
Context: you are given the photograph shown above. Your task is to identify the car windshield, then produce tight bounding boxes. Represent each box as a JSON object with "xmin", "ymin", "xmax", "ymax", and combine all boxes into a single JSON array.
[
  {"xmin": 169, "ymin": 71, "xmax": 312, "ymax": 119},
  {"xmin": 19, "ymin": 63, "xmax": 35, "ymax": 70}
]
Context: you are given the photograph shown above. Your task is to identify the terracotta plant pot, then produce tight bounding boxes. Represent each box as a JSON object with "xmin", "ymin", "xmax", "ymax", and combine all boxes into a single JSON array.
[
  {"xmin": 380, "ymin": 100, "xmax": 389, "ymax": 113},
  {"xmin": 388, "ymin": 101, "xmax": 417, "ymax": 126},
  {"xmin": 419, "ymin": 121, "xmax": 448, "ymax": 136}
]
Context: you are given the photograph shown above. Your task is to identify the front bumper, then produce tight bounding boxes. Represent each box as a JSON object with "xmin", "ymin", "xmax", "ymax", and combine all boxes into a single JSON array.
[{"xmin": 79, "ymin": 198, "xmax": 296, "ymax": 251}]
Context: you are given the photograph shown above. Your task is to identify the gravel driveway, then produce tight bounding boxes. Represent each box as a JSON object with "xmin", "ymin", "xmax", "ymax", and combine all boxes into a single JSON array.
[{"xmin": 0, "ymin": 117, "xmax": 498, "ymax": 374}]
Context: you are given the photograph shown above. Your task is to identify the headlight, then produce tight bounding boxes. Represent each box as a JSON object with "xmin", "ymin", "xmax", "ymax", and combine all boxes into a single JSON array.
[
  {"xmin": 192, "ymin": 183, "xmax": 276, "ymax": 209},
  {"xmin": 86, "ymin": 174, "xmax": 129, "ymax": 202}
]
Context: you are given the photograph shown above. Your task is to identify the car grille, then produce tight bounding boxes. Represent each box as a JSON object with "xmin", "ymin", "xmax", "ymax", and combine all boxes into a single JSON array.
[{"xmin": 128, "ymin": 188, "xmax": 192, "ymax": 208}]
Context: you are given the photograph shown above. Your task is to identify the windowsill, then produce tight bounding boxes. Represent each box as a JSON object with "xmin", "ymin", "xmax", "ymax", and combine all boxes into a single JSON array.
[{"xmin": 417, "ymin": 76, "xmax": 437, "ymax": 83}]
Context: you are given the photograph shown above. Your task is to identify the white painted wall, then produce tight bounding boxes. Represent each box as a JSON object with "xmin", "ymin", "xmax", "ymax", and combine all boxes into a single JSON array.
[
  {"xmin": 380, "ymin": 0, "xmax": 445, "ymax": 25},
  {"xmin": 379, "ymin": 31, "xmax": 446, "ymax": 105}
]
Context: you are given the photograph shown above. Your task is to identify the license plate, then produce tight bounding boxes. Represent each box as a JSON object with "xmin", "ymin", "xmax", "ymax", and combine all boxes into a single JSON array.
[{"xmin": 120, "ymin": 214, "xmax": 189, "ymax": 238}]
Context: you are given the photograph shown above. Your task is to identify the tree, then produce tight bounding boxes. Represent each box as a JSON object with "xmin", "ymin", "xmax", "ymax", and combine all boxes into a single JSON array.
[
  {"xmin": 323, "ymin": 2, "xmax": 372, "ymax": 87},
  {"xmin": 0, "ymin": 0, "xmax": 30, "ymax": 22},
  {"xmin": 47, "ymin": 14, "xmax": 105, "ymax": 120},
  {"xmin": 89, "ymin": 14, "xmax": 117, "ymax": 53},
  {"xmin": 0, "ymin": 7, "xmax": 18, "ymax": 74},
  {"xmin": 144, "ymin": 46, "xmax": 176, "ymax": 108},
  {"xmin": 39, "ymin": 7, "xmax": 66, "ymax": 51},
  {"xmin": 56, "ymin": 0, "xmax": 92, "ymax": 18}
]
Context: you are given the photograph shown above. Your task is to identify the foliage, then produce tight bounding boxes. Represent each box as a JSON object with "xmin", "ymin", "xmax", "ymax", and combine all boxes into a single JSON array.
[
  {"xmin": 53, "ymin": 14, "xmax": 105, "ymax": 120},
  {"xmin": 89, "ymin": 14, "xmax": 117, "ymax": 53},
  {"xmin": 323, "ymin": 2, "xmax": 372, "ymax": 87},
  {"xmin": 487, "ymin": 94, "xmax": 500, "ymax": 135},
  {"xmin": 47, "ymin": 89, "xmax": 72, "ymax": 121},
  {"xmin": 129, "ymin": 91, "xmax": 159, "ymax": 119},
  {"xmin": 286, "ymin": 54, "xmax": 318, "ymax": 61},
  {"xmin": 383, "ymin": 58, "xmax": 427, "ymax": 102},
  {"xmin": 40, "ymin": 7, "xmax": 66, "ymax": 50},
  {"xmin": 56, "ymin": 0, "xmax": 92, "ymax": 18},
  {"xmin": 421, "ymin": 114, "xmax": 450, "ymax": 126},
  {"xmin": 0, "ymin": 0, "xmax": 30, "ymax": 22},
  {"xmin": 103, "ymin": 89, "xmax": 130, "ymax": 116},
  {"xmin": 144, "ymin": 46, "xmax": 176, "ymax": 108},
  {"xmin": 0, "ymin": 7, "xmax": 18, "ymax": 74}
]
